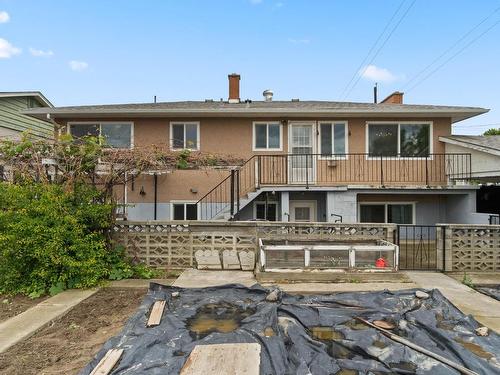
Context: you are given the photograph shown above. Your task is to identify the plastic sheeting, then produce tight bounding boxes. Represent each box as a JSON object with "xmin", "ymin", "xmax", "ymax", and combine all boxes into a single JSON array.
[
  {"xmin": 80, "ymin": 283, "xmax": 500, "ymax": 375},
  {"xmin": 475, "ymin": 285, "xmax": 500, "ymax": 302}
]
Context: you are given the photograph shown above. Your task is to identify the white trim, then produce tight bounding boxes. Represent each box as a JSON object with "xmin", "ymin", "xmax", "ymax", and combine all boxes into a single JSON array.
[
  {"xmin": 365, "ymin": 121, "xmax": 433, "ymax": 159},
  {"xmin": 357, "ymin": 201, "xmax": 416, "ymax": 224},
  {"xmin": 170, "ymin": 200, "xmax": 199, "ymax": 220},
  {"xmin": 253, "ymin": 201, "xmax": 279, "ymax": 221},
  {"xmin": 289, "ymin": 200, "xmax": 317, "ymax": 222},
  {"xmin": 318, "ymin": 121, "xmax": 348, "ymax": 160},
  {"xmin": 252, "ymin": 121, "xmax": 283, "ymax": 151},
  {"xmin": 67, "ymin": 121, "xmax": 135, "ymax": 149},
  {"xmin": 169, "ymin": 121, "xmax": 200, "ymax": 151}
]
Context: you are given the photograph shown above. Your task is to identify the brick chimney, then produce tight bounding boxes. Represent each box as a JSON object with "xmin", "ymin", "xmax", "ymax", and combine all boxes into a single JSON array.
[
  {"xmin": 381, "ymin": 91, "xmax": 404, "ymax": 104},
  {"xmin": 228, "ymin": 73, "xmax": 240, "ymax": 103}
]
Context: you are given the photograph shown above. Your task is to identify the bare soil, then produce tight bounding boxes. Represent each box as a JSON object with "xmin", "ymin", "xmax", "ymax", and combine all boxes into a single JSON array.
[
  {"xmin": 0, "ymin": 295, "xmax": 47, "ymax": 323},
  {"xmin": 0, "ymin": 288, "xmax": 146, "ymax": 375}
]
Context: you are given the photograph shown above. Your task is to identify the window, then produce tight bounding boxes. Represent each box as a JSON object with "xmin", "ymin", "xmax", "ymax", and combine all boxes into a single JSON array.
[
  {"xmin": 68, "ymin": 122, "xmax": 132, "ymax": 148},
  {"xmin": 367, "ymin": 123, "xmax": 431, "ymax": 157},
  {"xmin": 320, "ymin": 122, "xmax": 347, "ymax": 156},
  {"xmin": 170, "ymin": 122, "xmax": 199, "ymax": 150},
  {"xmin": 359, "ymin": 203, "xmax": 414, "ymax": 224},
  {"xmin": 253, "ymin": 122, "xmax": 281, "ymax": 150},
  {"xmin": 255, "ymin": 202, "xmax": 277, "ymax": 221},
  {"xmin": 172, "ymin": 202, "xmax": 198, "ymax": 220}
]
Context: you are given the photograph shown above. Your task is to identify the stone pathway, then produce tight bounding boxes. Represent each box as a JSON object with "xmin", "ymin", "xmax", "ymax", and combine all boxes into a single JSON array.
[
  {"xmin": 405, "ymin": 271, "xmax": 500, "ymax": 333},
  {"xmin": 0, "ymin": 288, "xmax": 97, "ymax": 353}
]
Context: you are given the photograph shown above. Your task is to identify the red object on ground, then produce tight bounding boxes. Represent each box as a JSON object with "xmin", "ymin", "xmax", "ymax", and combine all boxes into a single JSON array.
[{"xmin": 375, "ymin": 257, "xmax": 389, "ymax": 268}]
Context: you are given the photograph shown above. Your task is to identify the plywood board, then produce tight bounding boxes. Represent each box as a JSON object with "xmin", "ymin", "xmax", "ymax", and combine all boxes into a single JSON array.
[
  {"xmin": 180, "ymin": 343, "xmax": 261, "ymax": 375},
  {"xmin": 147, "ymin": 300, "xmax": 166, "ymax": 327},
  {"xmin": 89, "ymin": 348, "xmax": 124, "ymax": 375}
]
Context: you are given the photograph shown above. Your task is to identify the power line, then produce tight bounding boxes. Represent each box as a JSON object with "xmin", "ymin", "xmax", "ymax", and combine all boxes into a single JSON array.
[
  {"xmin": 406, "ymin": 17, "xmax": 500, "ymax": 93},
  {"xmin": 342, "ymin": 0, "xmax": 417, "ymax": 101},
  {"xmin": 403, "ymin": 5, "xmax": 500, "ymax": 91},
  {"xmin": 338, "ymin": 0, "xmax": 407, "ymax": 100}
]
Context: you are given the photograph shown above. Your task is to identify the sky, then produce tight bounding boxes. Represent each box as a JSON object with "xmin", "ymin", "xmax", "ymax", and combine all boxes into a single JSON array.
[{"xmin": 0, "ymin": 0, "xmax": 499, "ymax": 135}]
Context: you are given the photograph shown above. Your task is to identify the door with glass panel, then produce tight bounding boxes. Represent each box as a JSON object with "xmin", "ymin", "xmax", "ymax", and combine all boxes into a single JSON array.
[{"xmin": 288, "ymin": 123, "xmax": 315, "ymax": 184}]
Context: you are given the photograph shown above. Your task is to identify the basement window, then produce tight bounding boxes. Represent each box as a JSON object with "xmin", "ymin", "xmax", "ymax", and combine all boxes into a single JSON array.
[
  {"xmin": 170, "ymin": 122, "xmax": 200, "ymax": 150},
  {"xmin": 359, "ymin": 203, "xmax": 414, "ymax": 224},
  {"xmin": 172, "ymin": 202, "xmax": 198, "ymax": 220},
  {"xmin": 68, "ymin": 122, "xmax": 133, "ymax": 149},
  {"xmin": 255, "ymin": 202, "xmax": 278, "ymax": 221},
  {"xmin": 253, "ymin": 122, "xmax": 282, "ymax": 151}
]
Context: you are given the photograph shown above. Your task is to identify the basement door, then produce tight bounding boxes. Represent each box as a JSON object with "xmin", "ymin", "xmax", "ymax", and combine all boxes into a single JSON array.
[
  {"xmin": 290, "ymin": 200, "xmax": 317, "ymax": 222},
  {"xmin": 288, "ymin": 122, "xmax": 316, "ymax": 184}
]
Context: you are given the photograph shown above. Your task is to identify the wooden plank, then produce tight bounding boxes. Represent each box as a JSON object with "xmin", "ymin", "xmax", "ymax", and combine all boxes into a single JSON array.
[
  {"xmin": 180, "ymin": 343, "xmax": 261, "ymax": 375},
  {"xmin": 147, "ymin": 300, "xmax": 166, "ymax": 327},
  {"xmin": 89, "ymin": 348, "xmax": 124, "ymax": 375}
]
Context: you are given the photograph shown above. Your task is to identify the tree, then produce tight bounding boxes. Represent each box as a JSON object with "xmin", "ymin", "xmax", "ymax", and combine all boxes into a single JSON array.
[{"xmin": 483, "ymin": 128, "xmax": 500, "ymax": 136}]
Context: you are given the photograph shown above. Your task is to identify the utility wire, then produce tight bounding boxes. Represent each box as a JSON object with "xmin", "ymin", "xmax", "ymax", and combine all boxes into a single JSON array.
[
  {"xmin": 342, "ymin": 0, "xmax": 417, "ymax": 101},
  {"xmin": 406, "ymin": 18, "xmax": 500, "ymax": 93},
  {"xmin": 403, "ymin": 5, "xmax": 500, "ymax": 91},
  {"xmin": 338, "ymin": 0, "xmax": 407, "ymax": 100}
]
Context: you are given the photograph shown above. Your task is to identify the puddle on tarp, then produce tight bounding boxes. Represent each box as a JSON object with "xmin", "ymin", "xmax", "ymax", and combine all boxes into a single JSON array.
[
  {"xmin": 344, "ymin": 319, "xmax": 370, "ymax": 330},
  {"xmin": 264, "ymin": 327, "xmax": 275, "ymax": 337},
  {"xmin": 186, "ymin": 302, "xmax": 255, "ymax": 339},
  {"xmin": 310, "ymin": 326, "xmax": 354, "ymax": 359},
  {"xmin": 454, "ymin": 337, "xmax": 494, "ymax": 360},
  {"xmin": 388, "ymin": 361, "xmax": 417, "ymax": 372}
]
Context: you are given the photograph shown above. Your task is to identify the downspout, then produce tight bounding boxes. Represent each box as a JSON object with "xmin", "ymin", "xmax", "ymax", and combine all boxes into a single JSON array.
[{"xmin": 154, "ymin": 173, "xmax": 158, "ymax": 220}]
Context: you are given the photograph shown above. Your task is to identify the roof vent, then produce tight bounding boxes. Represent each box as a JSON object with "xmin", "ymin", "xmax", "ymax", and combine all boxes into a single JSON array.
[
  {"xmin": 263, "ymin": 89, "xmax": 273, "ymax": 102},
  {"xmin": 291, "ymin": 98, "xmax": 299, "ymax": 102}
]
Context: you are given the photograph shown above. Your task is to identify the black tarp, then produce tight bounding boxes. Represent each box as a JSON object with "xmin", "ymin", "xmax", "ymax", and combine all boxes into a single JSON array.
[
  {"xmin": 475, "ymin": 285, "xmax": 500, "ymax": 302},
  {"xmin": 80, "ymin": 283, "xmax": 500, "ymax": 374}
]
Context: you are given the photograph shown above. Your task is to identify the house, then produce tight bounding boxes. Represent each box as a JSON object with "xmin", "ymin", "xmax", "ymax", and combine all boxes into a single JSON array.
[
  {"xmin": 24, "ymin": 74, "xmax": 491, "ymax": 225},
  {"xmin": 0, "ymin": 92, "xmax": 54, "ymax": 140}
]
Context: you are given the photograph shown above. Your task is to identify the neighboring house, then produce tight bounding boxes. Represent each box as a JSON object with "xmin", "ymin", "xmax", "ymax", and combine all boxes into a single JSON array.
[
  {"xmin": 0, "ymin": 92, "xmax": 54, "ymax": 140},
  {"xmin": 25, "ymin": 74, "xmax": 491, "ymax": 225}
]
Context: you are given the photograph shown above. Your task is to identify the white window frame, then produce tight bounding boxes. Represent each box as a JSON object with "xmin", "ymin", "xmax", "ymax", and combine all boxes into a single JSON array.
[
  {"xmin": 253, "ymin": 201, "xmax": 279, "ymax": 221},
  {"xmin": 318, "ymin": 121, "xmax": 349, "ymax": 160},
  {"xmin": 67, "ymin": 121, "xmax": 135, "ymax": 149},
  {"xmin": 357, "ymin": 201, "xmax": 416, "ymax": 224},
  {"xmin": 252, "ymin": 122, "xmax": 283, "ymax": 151},
  {"xmin": 365, "ymin": 121, "xmax": 433, "ymax": 160},
  {"xmin": 169, "ymin": 122, "xmax": 200, "ymax": 151},
  {"xmin": 170, "ymin": 200, "xmax": 199, "ymax": 220}
]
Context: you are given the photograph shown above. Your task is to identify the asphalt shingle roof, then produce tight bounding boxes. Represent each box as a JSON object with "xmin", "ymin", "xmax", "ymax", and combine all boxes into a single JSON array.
[{"xmin": 440, "ymin": 135, "xmax": 500, "ymax": 152}]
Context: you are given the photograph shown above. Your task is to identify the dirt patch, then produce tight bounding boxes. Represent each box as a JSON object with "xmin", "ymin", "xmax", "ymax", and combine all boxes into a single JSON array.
[
  {"xmin": 0, "ymin": 288, "xmax": 145, "ymax": 375},
  {"xmin": 0, "ymin": 295, "xmax": 47, "ymax": 323}
]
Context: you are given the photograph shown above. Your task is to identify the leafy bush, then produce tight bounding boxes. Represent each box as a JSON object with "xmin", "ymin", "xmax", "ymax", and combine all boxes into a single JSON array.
[{"xmin": 0, "ymin": 183, "xmax": 114, "ymax": 297}]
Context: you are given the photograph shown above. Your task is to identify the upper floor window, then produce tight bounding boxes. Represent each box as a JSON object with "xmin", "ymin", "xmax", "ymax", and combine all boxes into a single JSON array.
[
  {"xmin": 170, "ymin": 122, "xmax": 199, "ymax": 150},
  {"xmin": 319, "ymin": 122, "xmax": 347, "ymax": 156},
  {"xmin": 68, "ymin": 122, "xmax": 133, "ymax": 149},
  {"xmin": 253, "ymin": 122, "xmax": 282, "ymax": 151},
  {"xmin": 367, "ymin": 122, "xmax": 431, "ymax": 157}
]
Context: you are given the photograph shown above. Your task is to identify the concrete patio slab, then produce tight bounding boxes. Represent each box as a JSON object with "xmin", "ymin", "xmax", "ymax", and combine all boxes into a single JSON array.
[
  {"xmin": 173, "ymin": 269, "xmax": 257, "ymax": 288},
  {"xmin": 0, "ymin": 288, "xmax": 98, "ymax": 353},
  {"xmin": 109, "ymin": 278, "xmax": 175, "ymax": 288},
  {"xmin": 446, "ymin": 272, "xmax": 500, "ymax": 285},
  {"xmin": 405, "ymin": 271, "xmax": 500, "ymax": 333}
]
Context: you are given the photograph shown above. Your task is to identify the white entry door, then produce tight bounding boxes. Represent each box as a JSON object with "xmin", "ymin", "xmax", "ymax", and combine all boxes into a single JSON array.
[
  {"xmin": 290, "ymin": 201, "xmax": 317, "ymax": 222},
  {"xmin": 288, "ymin": 123, "xmax": 315, "ymax": 184}
]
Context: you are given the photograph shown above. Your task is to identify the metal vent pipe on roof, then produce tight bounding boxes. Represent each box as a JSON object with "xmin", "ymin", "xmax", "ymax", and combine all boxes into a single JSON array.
[{"xmin": 263, "ymin": 89, "xmax": 273, "ymax": 102}]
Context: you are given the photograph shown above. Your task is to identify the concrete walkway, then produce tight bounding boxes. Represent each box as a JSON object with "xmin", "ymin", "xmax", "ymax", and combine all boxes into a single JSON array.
[
  {"xmin": 0, "ymin": 288, "xmax": 97, "ymax": 353},
  {"xmin": 405, "ymin": 271, "xmax": 500, "ymax": 333},
  {"xmin": 270, "ymin": 281, "xmax": 419, "ymax": 294},
  {"xmin": 173, "ymin": 269, "xmax": 257, "ymax": 288}
]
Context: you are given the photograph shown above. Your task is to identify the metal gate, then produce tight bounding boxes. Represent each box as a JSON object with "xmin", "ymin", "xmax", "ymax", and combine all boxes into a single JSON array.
[{"xmin": 397, "ymin": 225, "xmax": 444, "ymax": 270}]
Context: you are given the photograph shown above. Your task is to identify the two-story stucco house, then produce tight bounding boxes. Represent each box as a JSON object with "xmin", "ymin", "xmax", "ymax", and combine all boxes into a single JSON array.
[{"xmin": 25, "ymin": 74, "xmax": 490, "ymax": 225}]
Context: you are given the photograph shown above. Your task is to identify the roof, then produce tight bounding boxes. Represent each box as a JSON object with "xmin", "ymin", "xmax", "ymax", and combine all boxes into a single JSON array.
[
  {"xmin": 0, "ymin": 91, "xmax": 53, "ymax": 108},
  {"xmin": 22, "ymin": 100, "xmax": 488, "ymax": 123},
  {"xmin": 439, "ymin": 135, "xmax": 500, "ymax": 156}
]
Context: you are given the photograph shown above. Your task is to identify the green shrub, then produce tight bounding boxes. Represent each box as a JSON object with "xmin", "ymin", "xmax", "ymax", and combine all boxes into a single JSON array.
[{"xmin": 0, "ymin": 183, "xmax": 113, "ymax": 296}]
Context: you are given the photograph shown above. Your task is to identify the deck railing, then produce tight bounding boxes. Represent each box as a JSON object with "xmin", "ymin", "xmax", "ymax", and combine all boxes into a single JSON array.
[{"xmin": 197, "ymin": 153, "xmax": 471, "ymax": 220}]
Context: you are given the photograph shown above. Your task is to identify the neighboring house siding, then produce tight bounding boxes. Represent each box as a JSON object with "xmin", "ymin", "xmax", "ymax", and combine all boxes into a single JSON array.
[
  {"xmin": 445, "ymin": 143, "xmax": 500, "ymax": 177},
  {"xmin": 0, "ymin": 97, "xmax": 53, "ymax": 139}
]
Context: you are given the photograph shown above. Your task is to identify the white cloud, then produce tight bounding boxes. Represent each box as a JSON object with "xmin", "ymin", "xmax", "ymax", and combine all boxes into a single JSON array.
[
  {"xmin": 0, "ymin": 11, "xmax": 9, "ymax": 23},
  {"xmin": 288, "ymin": 38, "xmax": 310, "ymax": 44},
  {"xmin": 69, "ymin": 60, "xmax": 88, "ymax": 71},
  {"xmin": 30, "ymin": 47, "xmax": 54, "ymax": 57},
  {"xmin": 360, "ymin": 65, "xmax": 400, "ymax": 82},
  {"xmin": 0, "ymin": 38, "xmax": 21, "ymax": 58}
]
